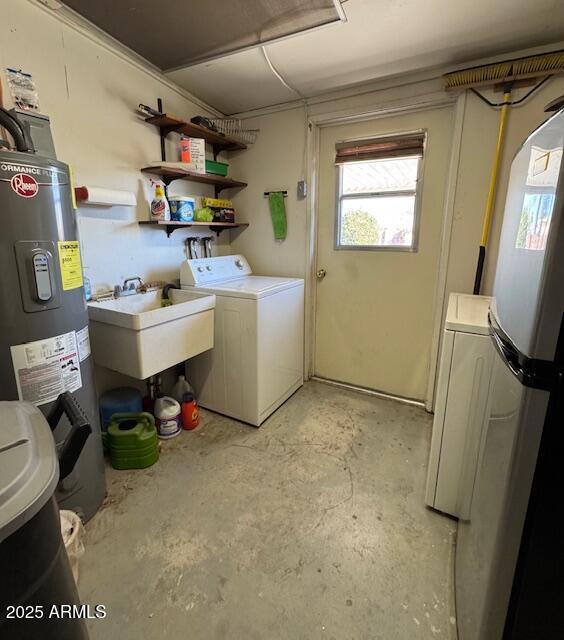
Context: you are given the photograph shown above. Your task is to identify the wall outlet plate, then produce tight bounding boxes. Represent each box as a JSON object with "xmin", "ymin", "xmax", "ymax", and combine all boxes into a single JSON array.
[{"xmin": 297, "ymin": 180, "xmax": 307, "ymax": 200}]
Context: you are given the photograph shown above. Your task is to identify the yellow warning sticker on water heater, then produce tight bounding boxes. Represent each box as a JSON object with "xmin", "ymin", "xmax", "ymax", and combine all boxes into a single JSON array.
[{"xmin": 58, "ymin": 241, "xmax": 83, "ymax": 290}]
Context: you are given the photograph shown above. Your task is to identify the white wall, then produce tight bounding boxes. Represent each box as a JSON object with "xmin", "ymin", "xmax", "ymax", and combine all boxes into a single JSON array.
[
  {"xmin": 446, "ymin": 78, "xmax": 564, "ymax": 297},
  {"xmin": 4, "ymin": 2, "xmax": 564, "ymax": 399},
  {"xmin": 0, "ymin": 0, "xmax": 239, "ymax": 393},
  {"xmin": 228, "ymin": 73, "xmax": 564, "ymax": 399},
  {"xmin": 0, "ymin": 0, "xmax": 235, "ymax": 299},
  {"xmin": 229, "ymin": 107, "xmax": 309, "ymax": 278},
  {"xmin": 231, "ymin": 75, "xmax": 564, "ymax": 293}
]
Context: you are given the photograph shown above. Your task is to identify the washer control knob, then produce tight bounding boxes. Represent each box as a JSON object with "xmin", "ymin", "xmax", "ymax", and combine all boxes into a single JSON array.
[
  {"xmin": 206, "ymin": 266, "xmax": 212, "ymax": 271},
  {"xmin": 197, "ymin": 266, "xmax": 204, "ymax": 273},
  {"xmin": 235, "ymin": 259, "xmax": 244, "ymax": 269}
]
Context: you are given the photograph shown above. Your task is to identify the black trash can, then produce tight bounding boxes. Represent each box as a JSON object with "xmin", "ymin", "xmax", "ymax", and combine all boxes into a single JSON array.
[{"xmin": 0, "ymin": 395, "xmax": 92, "ymax": 639}]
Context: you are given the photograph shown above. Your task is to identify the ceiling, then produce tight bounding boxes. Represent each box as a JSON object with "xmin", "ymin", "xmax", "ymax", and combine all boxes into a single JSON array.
[
  {"xmin": 62, "ymin": 0, "xmax": 564, "ymax": 114},
  {"xmin": 61, "ymin": 0, "xmax": 344, "ymax": 69}
]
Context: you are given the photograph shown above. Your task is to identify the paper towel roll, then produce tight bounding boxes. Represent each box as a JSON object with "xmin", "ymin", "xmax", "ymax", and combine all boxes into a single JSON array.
[{"xmin": 75, "ymin": 186, "xmax": 136, "ymax": 207}]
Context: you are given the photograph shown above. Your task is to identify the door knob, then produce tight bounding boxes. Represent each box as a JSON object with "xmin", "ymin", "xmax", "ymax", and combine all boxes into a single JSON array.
[{"xmin": 316, "ymin": 268, "xmax": 327, "ymax": 280}]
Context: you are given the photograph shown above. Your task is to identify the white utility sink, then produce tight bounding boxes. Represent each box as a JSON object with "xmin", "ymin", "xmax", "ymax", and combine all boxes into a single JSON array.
[{"xmin": 88, "ymin": 289, "xmax": 215, "ymax": 379}]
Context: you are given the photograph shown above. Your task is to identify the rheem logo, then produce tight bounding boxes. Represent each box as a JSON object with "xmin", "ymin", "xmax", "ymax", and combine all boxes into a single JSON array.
[{"xmin": 11, "ymin": 173, "xmax": 39, "ymax": 198}]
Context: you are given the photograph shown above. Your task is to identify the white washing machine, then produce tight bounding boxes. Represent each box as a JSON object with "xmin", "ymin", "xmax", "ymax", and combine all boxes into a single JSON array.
[{"xmin": 180, "ymin": 255, "xmax": 304, "ymax": 426}]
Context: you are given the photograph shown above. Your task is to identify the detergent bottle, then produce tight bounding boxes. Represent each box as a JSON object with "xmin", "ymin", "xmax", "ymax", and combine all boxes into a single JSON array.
[
  {"xmin": 171, "ymin": 374, "xmax": 193, "ymax": 404},
  {"xmin": 154, "ymin": 394, "xmax": 181, "ymax": 439},
  {"xmin": 150, "ymin": 183, "xmax": 170, "ymax": 221},
  {"xmin": 181, "ymin": 392, "xmax": 200, "ymax": 430}
]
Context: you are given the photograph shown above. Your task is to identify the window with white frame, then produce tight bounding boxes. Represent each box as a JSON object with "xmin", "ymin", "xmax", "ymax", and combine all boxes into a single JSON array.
[{"xmin": 335, "ymin": 132, "xmax": 425, "ymax": 250}]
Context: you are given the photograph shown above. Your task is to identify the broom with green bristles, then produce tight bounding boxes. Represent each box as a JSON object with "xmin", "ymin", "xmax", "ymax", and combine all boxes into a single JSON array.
[{"xmin": 443, "ymin": 50, "xmax": 564, "ymax": 294}]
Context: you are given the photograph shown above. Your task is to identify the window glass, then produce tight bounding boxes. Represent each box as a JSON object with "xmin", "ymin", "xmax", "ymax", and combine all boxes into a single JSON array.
[
  {"xmin": 336, "ymin": 153, "xmax": 421, "ymax": 250},
  {"xmin": 340, "ymin": 196, "xmax": 416, "ymax": 247},
  {"xmin": 341, "ymin": 158, "xmax": 419, "ymax": 195}
]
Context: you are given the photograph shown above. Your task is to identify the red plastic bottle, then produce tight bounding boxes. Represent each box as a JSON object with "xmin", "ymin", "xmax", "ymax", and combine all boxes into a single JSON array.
[{"xmin": 181, "ymin": 392, "xmax": 200, "ymax": 430}]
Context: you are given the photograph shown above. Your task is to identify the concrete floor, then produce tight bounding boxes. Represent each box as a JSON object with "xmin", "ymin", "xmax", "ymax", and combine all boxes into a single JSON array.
[{"xmin": 79, "ymin": 381, "xmax": 457, "ymax": 640}]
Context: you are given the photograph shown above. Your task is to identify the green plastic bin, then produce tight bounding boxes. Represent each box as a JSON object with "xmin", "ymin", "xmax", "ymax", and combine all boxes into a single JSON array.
[{"xmin": 205, "ymin": 159, "xmax": 229, "ymax": 176}]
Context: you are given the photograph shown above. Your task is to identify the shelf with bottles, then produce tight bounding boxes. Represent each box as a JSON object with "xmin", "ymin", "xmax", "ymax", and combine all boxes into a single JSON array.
[{"xmin": 140, "ymin": 165, "xmax": 247, "ymax": 192}]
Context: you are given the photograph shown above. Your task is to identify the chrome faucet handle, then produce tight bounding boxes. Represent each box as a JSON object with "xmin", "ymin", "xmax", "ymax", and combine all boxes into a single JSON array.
[
  {"xmin": 122, "ymin": 276, "xmax": 144, "ymax": 288},
  {"xmin": 115, "ymin": 276, "xmax": 145, "ymax": 297}
]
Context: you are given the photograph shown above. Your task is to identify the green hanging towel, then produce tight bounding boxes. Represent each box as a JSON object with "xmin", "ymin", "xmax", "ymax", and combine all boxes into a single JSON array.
[{"xmin": 268, "ymin": 191, "xmax": 287, "ymax": 241}]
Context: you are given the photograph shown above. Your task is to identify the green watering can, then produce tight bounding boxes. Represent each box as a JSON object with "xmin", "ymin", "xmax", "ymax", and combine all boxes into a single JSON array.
[{"xmin": 106, "ymin": 412, "xmax": 159, "ymax": 470}]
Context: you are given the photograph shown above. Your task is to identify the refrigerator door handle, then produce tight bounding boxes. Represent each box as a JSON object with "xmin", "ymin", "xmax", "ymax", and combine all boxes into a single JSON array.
[
  {"xmin": 491, "ymin": 326, "xmax": 522, "ymax": 378},
  {"xmin": 488, "ymin": 312, "xmax": 557, "ymax": 391}
]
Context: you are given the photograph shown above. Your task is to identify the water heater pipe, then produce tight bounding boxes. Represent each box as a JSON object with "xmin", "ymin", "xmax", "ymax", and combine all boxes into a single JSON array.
[{"xmin": 0, "ymin": 107, "xmax": 34, "ymax": 152}]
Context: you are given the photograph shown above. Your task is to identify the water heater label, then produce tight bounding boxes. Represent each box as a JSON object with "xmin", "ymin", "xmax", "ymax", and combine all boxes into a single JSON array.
[
  {"xmin": 58, "ymin": 241, "xmax": 84, "ymax": 290},
  {"xmin": 10, "ymin": 330, "xmax": 82, "ymax": 407},
  {"xmin": 0, "ymin": 162, "xmax": 68, "ymax": 192},
  {"xmin": 76, "ymin": 326, "xmax": 91, "ymax": 362}
]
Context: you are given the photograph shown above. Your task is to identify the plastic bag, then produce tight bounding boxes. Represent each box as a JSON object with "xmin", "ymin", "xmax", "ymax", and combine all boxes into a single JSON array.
[
  {"xmin": 194, "ymin": 206, "xmax": 214, "ymax": 222},
  {"xmin": 60, "ymin": 510, "xmax": 85, "ymax": 583},
  {"xmin": 5, "ymin": 68, "xmax": 40, "ymax": 111}
]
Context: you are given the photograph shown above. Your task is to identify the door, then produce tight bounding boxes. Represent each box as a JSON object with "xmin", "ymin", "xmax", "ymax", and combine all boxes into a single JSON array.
[{"xmin": 314, "ymin": 108, "xmax": 453, "ymax": 400}]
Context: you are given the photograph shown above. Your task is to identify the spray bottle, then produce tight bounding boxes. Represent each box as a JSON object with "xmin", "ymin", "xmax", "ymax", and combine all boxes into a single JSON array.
[{"xmin": 150, "ymin": 183, "xmax": 170, "ymax": 222}]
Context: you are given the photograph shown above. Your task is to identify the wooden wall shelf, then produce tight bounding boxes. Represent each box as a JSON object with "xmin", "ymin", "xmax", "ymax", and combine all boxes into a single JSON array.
[
  {"xmin": 141, "ymin": 165, "xmax": 247, "ymax": 193},
  {"xmin": 139, "ymin": 220, "xmax": 249, "ymax": 237},
  {"xmin": 145, "ymin": 114, "xmax": 247, "ymax": 152}
]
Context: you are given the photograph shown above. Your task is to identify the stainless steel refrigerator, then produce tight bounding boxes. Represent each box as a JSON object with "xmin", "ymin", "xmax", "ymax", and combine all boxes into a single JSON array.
[{"xmin": 456, "ymin": 105, "xmax": 564, "ymax": 639}]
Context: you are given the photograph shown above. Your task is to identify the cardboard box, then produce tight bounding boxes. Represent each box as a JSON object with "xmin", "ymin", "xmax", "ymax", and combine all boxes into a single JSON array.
[
  {"xmin": 201, "ymin": 197, "xmax": 233, "ymax": 208},
  {"xmin": 179, "ymin": 137, "xmax": 205, "ymax": 174}
]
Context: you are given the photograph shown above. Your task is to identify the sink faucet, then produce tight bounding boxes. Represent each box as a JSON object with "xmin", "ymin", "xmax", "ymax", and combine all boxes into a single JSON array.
[{"xmin": 114, "ymin": 276, "xmax": 146, "ymax": 297}]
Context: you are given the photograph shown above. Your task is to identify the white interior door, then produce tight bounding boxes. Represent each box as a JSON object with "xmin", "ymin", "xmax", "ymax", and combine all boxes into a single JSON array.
[{"xmin": 314, "ymin": 108, "xmax": 453, "ymax": 400}]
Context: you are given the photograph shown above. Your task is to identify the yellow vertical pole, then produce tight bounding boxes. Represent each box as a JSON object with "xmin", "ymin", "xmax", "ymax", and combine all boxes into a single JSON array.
[
  {"xmin": 481, "ymin": 90, "xmax": 511, "ymax": 246},
  {"xmin": 473, "ymin": 90, "xmax": 511, "ymax": 294}
]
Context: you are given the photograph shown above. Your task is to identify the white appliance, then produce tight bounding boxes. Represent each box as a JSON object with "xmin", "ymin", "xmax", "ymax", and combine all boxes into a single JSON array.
[
  {"xmin": 456, "ymin": 108, "xmax": 564, "ymax": 640},
  {"xmin": 180, "ymin": 255, "xmax": 304, "ymax": 426},
  {"xmin": 425, "ymin": 293, "xmax": 494, "ymax": 518}
]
